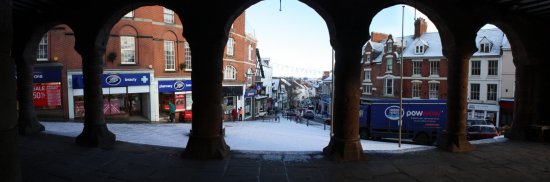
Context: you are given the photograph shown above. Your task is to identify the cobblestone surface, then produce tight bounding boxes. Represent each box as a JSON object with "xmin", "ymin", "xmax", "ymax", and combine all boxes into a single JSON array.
[{"xmin": 19, "ymin": 133, "xmax": 550, "ymax": 182}]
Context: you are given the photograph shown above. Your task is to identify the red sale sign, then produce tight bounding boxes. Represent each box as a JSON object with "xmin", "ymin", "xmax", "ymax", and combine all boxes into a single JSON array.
[
  {"xmin": 33, "ymin": 84, "xmax": 47, "ymax": 107},
  {"xmin": 175, "ymin": 94, "xmax": 186, "ymax": 112}
]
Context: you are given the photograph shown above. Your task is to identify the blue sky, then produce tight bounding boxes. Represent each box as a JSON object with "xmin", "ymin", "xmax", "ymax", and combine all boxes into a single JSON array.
[{"xmin": 245, "ymin": 0, "xmax": 495, "ymax": 77}]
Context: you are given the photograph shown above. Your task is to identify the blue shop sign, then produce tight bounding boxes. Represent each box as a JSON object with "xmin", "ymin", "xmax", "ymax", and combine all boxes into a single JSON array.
[
  {"xmin": 158, "ymin": 80, "xmax": 192, "ymax": 92},
  {"xmin": 245, "ymin": 90, "xmax": 256, "ymax": 98},
  {"xmin": 33, "ymin": 69, "xmax": 62, "ymax": 83},
  {"xmin": 72, "ymin": 73, "xmax": 150, "ymax": 89}
]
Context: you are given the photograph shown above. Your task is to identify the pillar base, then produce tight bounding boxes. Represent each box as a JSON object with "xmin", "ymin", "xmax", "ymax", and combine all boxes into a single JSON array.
[
  {"xmin": 0, "ymin": 127, "xmax": 21, "ymax": 182},
  {"xmin": 437, "ymin": 132, "xmax": 474, "ymax": 152},
  {"xmin": 18, "ymin": 118, "xmax": 44, "ymax": 136},
  {"xmin": 182, "ymin": 134, "xmax": 230, "ymax": 160},
  {"xmin": 75, "ymin": 124, "xmax": 116, "ymax": 149},
  {"xmin": 323, "ymin": 137, "xmax": 365, "ymax": 161}
]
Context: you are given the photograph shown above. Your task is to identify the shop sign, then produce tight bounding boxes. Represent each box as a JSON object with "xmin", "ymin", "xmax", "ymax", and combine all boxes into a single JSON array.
[
  {"xmin": 245, "ymin": 90, "xmax": 255, "ymax": 98},
  {"xmin": 33, "ymin": 69, "xmax": 62, "ymax": 83},
  {"xmin": 158, "ymin": 80, "xmax": 192, "ymax": 92},
  {"xmin": 33, "ymin": 83, "xmax": 62, "ymax": 107},
  {"xmin": 72, "ymin": 73, "xmax": 150, "ymax": 89}
]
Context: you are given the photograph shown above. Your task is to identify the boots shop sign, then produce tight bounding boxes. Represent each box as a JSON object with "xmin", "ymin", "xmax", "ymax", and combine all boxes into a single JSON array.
[{"xmin": 72, "ymin": 73, "xmax": 150, "ymax": 89}]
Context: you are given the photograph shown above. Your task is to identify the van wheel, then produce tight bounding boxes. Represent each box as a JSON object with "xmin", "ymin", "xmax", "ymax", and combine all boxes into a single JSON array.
[
  {"xmin": 359, "ymin": 128, "xmax": 369, "ymax": 139},
  {"xmin": 415, "ymin": 133, "xmax": 431, "ymax": 145}
]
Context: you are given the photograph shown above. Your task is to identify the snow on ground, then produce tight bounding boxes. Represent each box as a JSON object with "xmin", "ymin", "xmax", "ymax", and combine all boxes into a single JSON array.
[{"xmin": 40, "ymin": 116, "xmax": 431, "ymax": 152}]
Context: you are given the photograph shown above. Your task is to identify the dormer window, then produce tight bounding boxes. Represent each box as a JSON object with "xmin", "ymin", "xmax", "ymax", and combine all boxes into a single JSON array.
[
  {"xmin": 387, "ymin": 39, "xmax": 393, "ymax": 52},
  {"xmin": 415, "ymin": 45, "xmax": 424, "ymax": 54},
  {"xmin": 414, "ymin": 39, "xmax": 428, "ymax": 55},
  {"xmin": 366, "ymin": 53, "xmax": 371, "ymax": 63},
  {"xmin": 479, "ymin": 36, "xmax": 493, "ymax": 53}
]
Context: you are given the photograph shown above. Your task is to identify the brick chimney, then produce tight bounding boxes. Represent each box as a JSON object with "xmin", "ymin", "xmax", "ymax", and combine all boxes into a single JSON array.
[
  {"xmin": 414, "ymin": 17, "xmax": 428, "ymax": 38},
  {"xmin": 322, "ymin": 71, "xmax": 330, "ymax": 80},
  {"xmin": 371, "ymin": 32, "xmax": 389, "ymax": 43}
]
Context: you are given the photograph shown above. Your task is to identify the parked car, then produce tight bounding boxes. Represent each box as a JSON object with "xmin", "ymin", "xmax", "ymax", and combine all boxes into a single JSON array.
[
  {"xmin": 467, "ymin": 124, "xmax": 499, "ymax": 140},
  {"xmin": 303, "ymin": 110, "xmax": 315, "ymax": 119},
  {"xmin": 467, "ymin": 119, "xmax": 489, "ymax": 126}
]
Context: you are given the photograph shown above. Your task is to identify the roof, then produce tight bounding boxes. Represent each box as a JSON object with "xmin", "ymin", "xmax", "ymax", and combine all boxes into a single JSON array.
[
  {"xmin": 272, "ymin": 79, "xmax": 280, "ymax": 91},
  {"xmin": 280, "ymin": 78, "xmax": 291, "ymax": 86},
  {"xmin": 472, "ymin": 28, "xmax": 505, "ymax": 57},
  {"xmin": 402, "ymin": 32, "xmax": 443, "ymax": 58}
]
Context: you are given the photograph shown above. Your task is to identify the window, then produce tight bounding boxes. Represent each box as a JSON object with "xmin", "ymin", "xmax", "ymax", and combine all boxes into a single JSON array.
[
  {"xmin": 412, "ymin": 82, "xmax": 421, "ymax": 98},
  {"xmin": 363, "ymin": 84, "xmax": 372, "ymax": 94},
  {"xmin": 429, "ymin": 83, "xmax": 439, "ymax": 99},
  {"xmin": 471, "ymin": 60, "xmax": 480, "ymax": 76},
  {"xmin": 248, "ymin": 44, "xmax": 253, "ymax": 61},
  {"xmin": 415, "ymin": 45, "xmax": 424, "ymax": 54},
  {"xmin": 488, "ymin": 60, "xmax": 498, "ymax": 76},
  {"xmin": 227, "ymin": 38, "xmax": 234, "ymax": 56},
  {"xmin": 487, "ymin": 84, "xmax": 497, "ymax": 101},
  {"xmin": 412, "ymin": 61, "xmax": 421, "ymax": 75},
  {"xmin": 470, "ymin": 83, "xmax": 480, "ymax": 100},
  {"xmin": 480, "ymin": 43, "xmax": 491, "ymax": 53},
  {"xmin": 386, "ymin": 57, "xmax": 393, "ymax": 72},
  {"xmin": 430, "ymin": 61, "xmax": 439, "ymax": 76},
  {"xmin": 124, "ymin": 11, "xmax": 134, "ymax": 18},
  {"xmin": 163, "ymin": 8, "xmax": 174, "ymax": 24},
  {"xmin": 364, "ymin": 70, "xmax": 371, "ymax": 81},
  {"xmin": 366, "ymin": 53, "xmax": 371, "ymax": 63},
  {"xmin": 385, "ymin": 78, "xmax": 393, "ymax": 95},
  {"xmin": 184, "ymin": 42, "xmax": 192, "ymax": 69},
  {"xmin": 224, "ymin": 65, "xmax": 237, "ymax": 80},
  {"xmin": 387, "ymin": 39, "xmax": 393, "ymax": 52},
  {"xmin": 247, "ymin": 68, "xmax": 253, "ymax": 85},
  {"xmin": 164, "ymin": 40, "xmax": 175, "ymax": 71},
  {"xmin": 37, "ymin": 33, "xmax": 48, "ymax": 61},
  {"xmin": 120, "ymin": 36, "xmax": 136, "ymax": 64}
]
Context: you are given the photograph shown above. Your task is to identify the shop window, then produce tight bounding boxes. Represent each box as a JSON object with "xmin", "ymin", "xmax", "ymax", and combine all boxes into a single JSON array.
[
  {"xmin": 227, "ymin": 38, "xmax": 234, "ymax": 56},
  {"xmin": 163, "ymin": 7, "xmax": 174, "ymax": 24},
  {"xmin": 164, "ymin": 40, "xmax": 175, "ymax": 71},
  {"xmin": 470, "ymin": 83, "xmax": 480, "ymax": 100},
  {"xmin": 37, "ymin": 33, "xmax": 48, "ymax": 61},
  {"xmin": 120, "ymin": 36, "xmax": 136, "ymax": 64},
  {"xmin": 184, "ymin": 42, "xmax": 192, "ymax": 70},
  {"xmin": 224, "ymin": 65, "xmax": 237, "ymax": 80}
]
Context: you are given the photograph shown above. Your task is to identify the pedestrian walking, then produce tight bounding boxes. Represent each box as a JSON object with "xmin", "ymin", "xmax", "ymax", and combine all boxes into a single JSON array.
[
  {"xmin": 231, "ymin": 107, "xmax": 238, "ymax": 122},
  {"xmin": 168, "ymin": 100, "xmax": 176, "ymax": 123},
  {"xmin": 239, "ymin": 107, "xmax": 244, "ymax": 121}
]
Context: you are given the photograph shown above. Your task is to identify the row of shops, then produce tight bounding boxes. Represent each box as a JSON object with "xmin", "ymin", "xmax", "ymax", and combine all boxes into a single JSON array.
[{"xmin": 32, "ymin": 66, "xmax": 270, "ymax": 122}]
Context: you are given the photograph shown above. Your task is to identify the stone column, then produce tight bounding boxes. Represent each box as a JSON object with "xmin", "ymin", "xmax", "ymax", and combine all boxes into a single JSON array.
[
  {"xmin": 0, "ymin": 0, "xmax": 21, "ymax": 181},
  {"xmin": 16, "ymin": 52, "xmax": 45, "ymax": 135},
  {"xmin": 438, "ymin": 48, "xmax": 474, "ymax": 152},
  {"xmin": 74, "ymin": 37, "xmax": 115, "ymax": 149},
  {"xmin": 506, "ymin": 62, "xmax": 534, "ymax": 140},
  {"xmin": 181, "ymin": 19, "xmax": 229, "ymax": 160},
  {"xmin": 323, "ymin": 38, "xmax": 365, "ymax": 161}
]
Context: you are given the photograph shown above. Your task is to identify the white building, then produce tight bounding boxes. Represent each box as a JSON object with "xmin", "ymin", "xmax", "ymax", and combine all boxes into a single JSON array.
[{"xmin": 467, "ymin": 28, "xmax": 510, "ymax": 125}]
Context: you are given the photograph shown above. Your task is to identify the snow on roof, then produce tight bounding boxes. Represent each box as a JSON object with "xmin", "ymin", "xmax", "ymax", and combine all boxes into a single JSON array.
[
  {"xmin": 473, "ymin": 28, "xmax": 505, "ymax": 56},
  {"xmin": 402, "ymin": 32, "xmax": 443, "ymax": 58},
  {"xmin": 280, "ymin": 78, "xmax": 291, "ymax": 86},
  {"xmin": 272, "ymin": 79, "xmax": 280, "ymax": 91},
  {"xmin": 501, "ymin": 34, "xmax": 511, "ymax": 50}
]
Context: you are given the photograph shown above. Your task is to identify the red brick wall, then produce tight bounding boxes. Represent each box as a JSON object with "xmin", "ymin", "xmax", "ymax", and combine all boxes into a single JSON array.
[{"xmin": 36, "ymin": 6, "xmax": 255, "ymax": 119}]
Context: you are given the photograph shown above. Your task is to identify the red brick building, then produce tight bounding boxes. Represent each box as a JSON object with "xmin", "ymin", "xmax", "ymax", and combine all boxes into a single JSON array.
[
  {"xmin": 360, "ymin": 18, "xmax": 448, "ymax": 100},
  {"xmin": 33, "ymin": 6, "xmax": 257, "ymax": 122}
]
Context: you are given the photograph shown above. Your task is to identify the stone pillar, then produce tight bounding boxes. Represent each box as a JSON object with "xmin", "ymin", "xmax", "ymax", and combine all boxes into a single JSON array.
[
  {"xmin": 181, "ymin": 20, "xmax": 229, "ymax": 160},
  {"xmin": 0, "ymin": 0, "xmax": 21, "ymax": 181},
  {"xmin": 323, "ymin": 38, "xmax": 365, "ymax": 161},
  {"xmin": 74, "ymin": 39, "xmax": 115, "ymax": 149},
  {"xmin": 506, "ymin": 63, "xmax": 534, "ymax": 140},
  {"xmin": 16, "ymin": 52, "xmax": 45, "ymax": 135},
  {"xmin": 438, "ymin": 49, "xmax": 474, "ymax": 152}
]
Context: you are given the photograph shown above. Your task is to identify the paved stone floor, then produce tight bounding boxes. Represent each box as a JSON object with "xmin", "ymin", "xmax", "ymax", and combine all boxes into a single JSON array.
[{"xmin": 19, "ymin": 133, "xmax": 550, "ymax": 182}]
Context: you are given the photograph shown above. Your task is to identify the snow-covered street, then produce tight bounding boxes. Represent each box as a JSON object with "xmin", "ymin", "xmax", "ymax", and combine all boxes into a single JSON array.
[{"xmin": 40, "ymin": 116, "xmax": 432, "ymax": 152}]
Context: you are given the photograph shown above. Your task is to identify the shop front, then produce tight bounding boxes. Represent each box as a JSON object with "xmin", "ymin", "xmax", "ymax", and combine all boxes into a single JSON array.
[
  {"xmin": 244, "ymin": 90, "xmax": 255, "ymax": 120},
  {"xmin": 158, "ymin": 79, "xmax": 192, "ymax": 122},
  {"xmin": 467, "ymin": 103, "xmax": 500, "ymax": 127},
  {"xmin": 222, "ymin": 85, "xmax": 244, "ymax": 122},
  {"xmin": 68, "ymin": 71, "xmax": 154, "ymax": 122},
  {"xmin": 33, "ymin": 64, "xmax": 63, "ymax": 118}
]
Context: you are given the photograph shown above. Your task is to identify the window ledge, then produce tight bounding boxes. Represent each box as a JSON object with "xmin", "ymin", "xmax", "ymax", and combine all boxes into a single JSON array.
[{"xmin": 184, "ymin": 69, "xmax": 192, "ymax": 72}]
